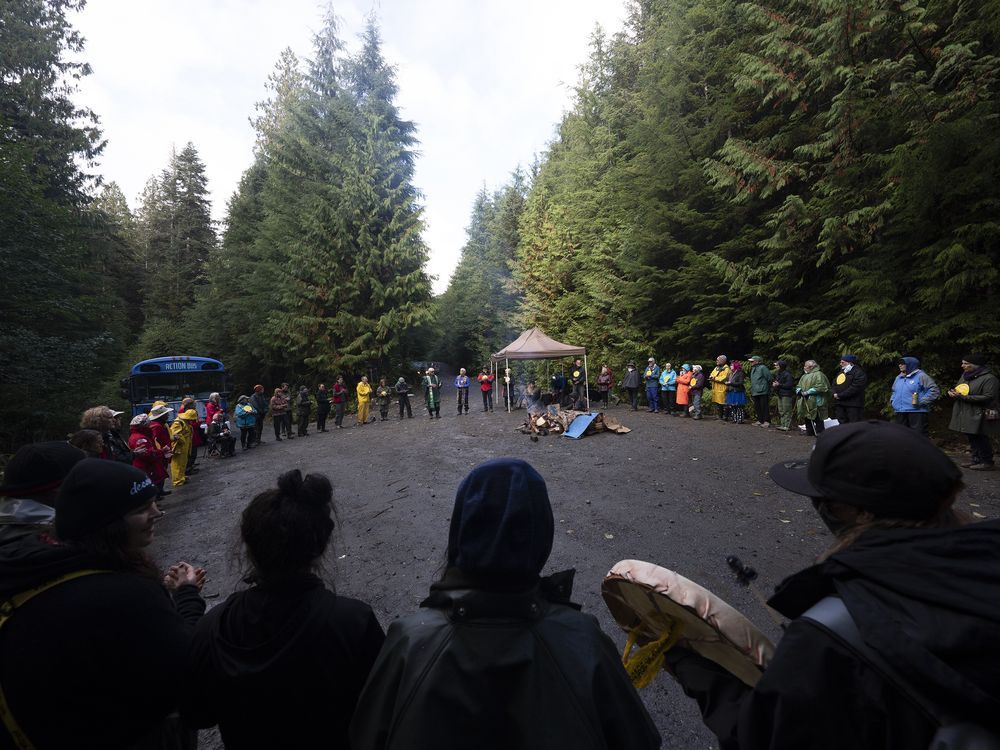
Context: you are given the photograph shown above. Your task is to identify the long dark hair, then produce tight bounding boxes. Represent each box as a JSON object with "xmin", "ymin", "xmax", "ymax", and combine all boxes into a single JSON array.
[
  {"xmin": 71, "ymin": 518, "xmax": 162, "ymax": 580},
  {"xmin": 240, "ymin": 470, "xmax": 337, "ymax": 587},
  {"xmin": 819, "ymin": 484, "xmax": 969, "ymax": 561}
]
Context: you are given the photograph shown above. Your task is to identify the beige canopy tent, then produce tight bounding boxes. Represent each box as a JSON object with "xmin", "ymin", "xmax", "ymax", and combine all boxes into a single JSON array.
[{"xmin": 491, "ymin": 328, "xmax": 588, "ymax": 412}]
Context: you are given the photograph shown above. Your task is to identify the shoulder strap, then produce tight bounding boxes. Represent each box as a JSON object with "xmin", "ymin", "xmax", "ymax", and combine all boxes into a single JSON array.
[
  {"xmin": 0, "ymin": 569, "xmax": 110, "ymax": 749},
  {"xmin": 801, "ymin": 596, "xmax": 1000, "ymax": 750},
  {"xmin": 802, "ymin": 597, "xmax": 943, "ymax": 723},
  {"xmin": 0, "ymin": 569, "xmax": 109, "ymax": 628}
]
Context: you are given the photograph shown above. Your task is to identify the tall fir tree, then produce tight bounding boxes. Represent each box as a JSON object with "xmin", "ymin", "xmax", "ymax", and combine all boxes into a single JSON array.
[
  {"xmin": 0, "ymin": 0, "xmax": 132, "ymax": 448},
  {"xmin": 136, "ymin": 143, "xmax": 217, "ymax": 328},
  {"xmin": 258, "ymin": 12, "xmax": 430, "ymax": 379}
]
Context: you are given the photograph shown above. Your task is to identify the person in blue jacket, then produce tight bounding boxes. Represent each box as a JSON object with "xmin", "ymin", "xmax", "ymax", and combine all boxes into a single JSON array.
[
  {"xmin": 659, "ymin": 363, "xmax": 678, "ymax": 415},
  {"xmin": 454, "ymin": 368, "xmax": 471, "ymax": 415},
  {"xmin": 235, "ymin": 395, "xmax": 258, "ymax": 450},
  {"xmin": 644, "ymin": 358, "xmax": 662, "ymax": 413},
  {"xmin": 890, "ymin": 356, "xmax": 940, "ymax": 436}
]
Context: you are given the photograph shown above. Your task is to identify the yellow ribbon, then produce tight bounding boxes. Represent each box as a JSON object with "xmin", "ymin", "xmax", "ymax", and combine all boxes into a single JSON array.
[{"xmin": 621, "ymin": 621, "xmax": 685, "ymax": 689}]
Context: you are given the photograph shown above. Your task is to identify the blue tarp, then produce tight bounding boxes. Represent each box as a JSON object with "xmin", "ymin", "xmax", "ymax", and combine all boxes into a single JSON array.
[{"xmin": 563, "ymin": 411, "xmax": 599, "ymax": 439}]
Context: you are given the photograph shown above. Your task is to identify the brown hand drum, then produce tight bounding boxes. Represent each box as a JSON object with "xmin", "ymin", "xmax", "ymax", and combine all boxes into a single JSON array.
[{"xmin": 602, "ymin": 559, "xmax": 775, "ymax": 687}]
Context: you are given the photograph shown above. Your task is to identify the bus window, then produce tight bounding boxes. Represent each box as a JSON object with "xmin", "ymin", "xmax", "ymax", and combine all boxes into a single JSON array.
[
  {"xmin": 126, "ymin": 356, "xmax": 230, "ymax": 418},
  {"xmin": 130, "ymin": 373, "xmax": 227, "ymax": 404}
]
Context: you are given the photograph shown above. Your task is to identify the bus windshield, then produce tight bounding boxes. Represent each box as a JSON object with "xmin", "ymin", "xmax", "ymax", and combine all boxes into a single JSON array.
[
  {"xmin": 125, "ymin": 356, "xmax": 231, "ymax": 419},
  {"xmin": 130, "ymin": 372, "xmax": 227, "ymax": 404}
]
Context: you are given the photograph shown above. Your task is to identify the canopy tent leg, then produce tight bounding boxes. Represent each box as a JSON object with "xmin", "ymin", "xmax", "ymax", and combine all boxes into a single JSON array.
[
  {"xmin": 506, "ymin": 357, "xmax": 511, "ymax": 412},
  {"xmin": 584, "ymin": 353, "xmax": 591, "ymax": 412}
]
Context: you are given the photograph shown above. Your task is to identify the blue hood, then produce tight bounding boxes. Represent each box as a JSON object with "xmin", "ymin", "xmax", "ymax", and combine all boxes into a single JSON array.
[
  {"xmin": 447, "ymin": 458, "xmax": 553, "ymax": 582},
  {"xmin": 900, "ymin": 356, "xmax": 920, "ymax": 374}
]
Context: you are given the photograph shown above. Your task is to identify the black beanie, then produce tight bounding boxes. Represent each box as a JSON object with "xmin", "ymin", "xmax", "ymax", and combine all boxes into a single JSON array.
[
  {"xmin": 962, "ymin": 353, "xmax": 987, "ymax": 367},
  {"xmin": 0, "ymin": 442, "xmax": 86, "ymax": 496},
  {"xmin": 55, "ymin": 459, "xmax": 159, "ymax": 540}
]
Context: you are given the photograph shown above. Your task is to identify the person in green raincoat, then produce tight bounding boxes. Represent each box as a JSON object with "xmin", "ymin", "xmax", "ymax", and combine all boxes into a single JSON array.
[
  {"xmin": 423, "ymin": 367, "xmax": 442, "ymax": 419},
  {"xmin": 796, "ymin": 359, "xmax": 831, "ymax": 437}
]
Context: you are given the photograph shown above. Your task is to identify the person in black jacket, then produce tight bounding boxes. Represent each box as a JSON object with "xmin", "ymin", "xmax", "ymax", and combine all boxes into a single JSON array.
[
  {"xmin": 315, "ymin": 383, "xmax": 332, "ymax": 431},
  {"xmin": 184, "ymin": 470, "xmax": 385, "ymax": 749},
  {"xmin": 664, "ymin": 421, "xmax": 999, "ymax": 749},
  {"xmin": 831, "ymin": 354, "xmax": 868, "ymax": 423},
  {"xmin": 349, "ymin": 458, "xmax": 661, "ymax": 750},
  {"xmin": 0, "ymin": 459, "xmax": 206, "ymax": 749},
  {"xmin": 296, "ymin": 385, "xmax": 312, "ymax": 436},
  {"xmin": 622, "ymin": 362, "xmax": 641, "ymax": 410},
  {"xmin": 771, "ymin": 360, "xmax": 796, "ymax": 431},
  {"xmin": 395, "ymin": 376, "xmax": 413, "ymax": 418}
]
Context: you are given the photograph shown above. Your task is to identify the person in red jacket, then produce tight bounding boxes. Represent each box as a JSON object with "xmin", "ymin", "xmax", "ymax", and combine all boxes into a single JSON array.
[
  {"xmin": 129, "ymin": 414, "xmax": 169, "ymax": 496},
  {"xmin": 477, "ymin": 368, "xmax": 495, "ymax": 413},
  {"xmin": 148, "ymin": 403, "xmax": 175, "ymax": 497},
  {"xmin": 205, "ymin": 392, "xmax": 223, "ymax": 426}
]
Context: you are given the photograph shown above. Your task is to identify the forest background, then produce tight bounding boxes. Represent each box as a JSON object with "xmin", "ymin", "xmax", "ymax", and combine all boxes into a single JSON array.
[{"xmin": 2, "ymin": 0, "xmax": 998, "ymax": 453}]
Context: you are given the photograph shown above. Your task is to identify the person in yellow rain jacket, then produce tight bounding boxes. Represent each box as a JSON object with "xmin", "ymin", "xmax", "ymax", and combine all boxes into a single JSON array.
[
  {"xmin": 356, "ymin": 376, "xmax": 372, "ymax": 426},
  {"xmin": 168, "ymin": 409, "xmax": 198, "ymax": 487},
  {"xmin": 709, "ymin": 355, "xmax": 731, "ymax": 421}
]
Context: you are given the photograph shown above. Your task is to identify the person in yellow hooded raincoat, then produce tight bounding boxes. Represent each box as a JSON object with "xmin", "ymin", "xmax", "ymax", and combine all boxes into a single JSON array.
[
  {"xmin": 709, "ymin": 355, "xmax": 731, "ymax": 420},
  {"xmin": 169, "ymin": 409, "xmax": 198, "ymax": 487},
  {"xmin": 356, "ymin": 376, "xmax": 372, "ymax": 426}
]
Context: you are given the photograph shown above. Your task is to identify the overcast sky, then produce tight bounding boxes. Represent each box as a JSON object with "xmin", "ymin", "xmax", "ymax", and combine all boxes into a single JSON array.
[{"xmin": 71, "ymin": 1, "xmax": 628, "ymax": 293}]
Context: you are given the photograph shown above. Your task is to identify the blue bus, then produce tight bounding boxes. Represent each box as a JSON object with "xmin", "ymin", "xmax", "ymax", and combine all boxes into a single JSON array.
[{"xmin": 122, "ymin": 356, "xmax": 232, "ymax": 419}]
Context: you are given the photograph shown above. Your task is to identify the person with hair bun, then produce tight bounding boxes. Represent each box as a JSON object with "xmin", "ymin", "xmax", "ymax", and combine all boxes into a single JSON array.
[{"xmin": 184, "ymin": 470, "xmax": 385, "ymax": 749}]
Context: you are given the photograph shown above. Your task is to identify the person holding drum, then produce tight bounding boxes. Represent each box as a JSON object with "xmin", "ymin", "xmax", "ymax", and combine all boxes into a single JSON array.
[
  {"xmin": 658, "ymin": 420, "xmax": 1000, "ymax": 748},
  {"xmin": 349, "ymin": 458, "xmax": 661, "ymax": 750}
]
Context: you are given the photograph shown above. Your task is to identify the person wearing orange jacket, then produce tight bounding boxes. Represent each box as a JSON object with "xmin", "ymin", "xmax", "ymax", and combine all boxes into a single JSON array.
[{"xmin": 676, "ymin": 364, "xmax": 693, "ymax": 417}]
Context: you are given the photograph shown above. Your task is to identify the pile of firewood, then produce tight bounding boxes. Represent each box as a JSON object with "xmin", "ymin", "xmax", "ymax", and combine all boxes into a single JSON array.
[{"xmin": 516, "ymin": 409, "xmax": 631, "ymax": 438}]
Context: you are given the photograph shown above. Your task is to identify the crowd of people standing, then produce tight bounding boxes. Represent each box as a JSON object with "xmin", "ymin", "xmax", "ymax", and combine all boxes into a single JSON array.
[
  {"xmin": 28, "ymin": 351, "xmax": 1000, "ymax": 512},
  {"xmin": 585, "ymin": 353, "xmax": 997, "ymax": 469}
]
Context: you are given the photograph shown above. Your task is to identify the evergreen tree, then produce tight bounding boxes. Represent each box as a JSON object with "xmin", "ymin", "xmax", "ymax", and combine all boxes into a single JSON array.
[
  {"xmin": 136, "ymin": 143, "xmax": 217, "ymax": 326},
  {"xmin": 258, "ymin": 12, "xmax": 431, "ymax": 379},
  {"xmin": 0, "ymin": 0, "xmax": 123, "ymax": 448},
  {"xmin": 704, "ymin": 0, "xmax": 1000, "ymax": 374},
  {"xmin": 340, "ymin": 19, "xmax": 432, "ymax": 371}
]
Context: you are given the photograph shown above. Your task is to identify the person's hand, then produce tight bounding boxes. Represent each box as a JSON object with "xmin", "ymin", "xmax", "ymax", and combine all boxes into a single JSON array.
[
  {"xmin": 833, "ymin": 393, "xmax": 840, "ymax": 399},
  {"xmin": 947, "ymin": 389, "xmax": 957, "ymax": 398},
  {"xmin": 795, "ymin": 387, "xmax": 802, "ymax": 395},
  {"xmin": 164, "ymin": 562, "xmax": 206, "ymax": 591},
  {"xmin": 163, "ymin": 451, "xmax": 174, "ymax": 459}
]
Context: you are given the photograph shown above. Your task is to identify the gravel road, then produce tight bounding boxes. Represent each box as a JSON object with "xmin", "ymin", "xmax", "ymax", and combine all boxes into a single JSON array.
[{"xmin": 156, "ymin": 397, "xmax": 998, "ymax": 749}]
